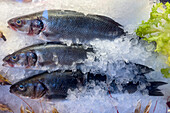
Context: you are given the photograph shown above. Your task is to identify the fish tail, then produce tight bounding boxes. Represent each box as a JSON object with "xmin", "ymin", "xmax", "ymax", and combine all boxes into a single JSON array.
[
  {"xmin": 147, "ymin": 81, "xmax": 167, "ymax": 96},
  {"xmin": 134, "ymin": 63, "xmax": 154, "ymax": 74}
]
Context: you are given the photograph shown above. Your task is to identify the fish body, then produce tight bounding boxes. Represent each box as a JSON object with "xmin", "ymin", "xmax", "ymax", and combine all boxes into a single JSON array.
[
  {"xmin": 2, "ymin": 42, "xmax": 93, "ymax": 70},
  {"xmin": 10, "ymin": 64, "xmax": 166, "ymax": 99},
  {"xmin": 8, "ymin": 10, "xmax": 125, "ymax": 44},
  {"xmin": 10, "ymin": 70, "xmax": 84, "ymax": 99}
]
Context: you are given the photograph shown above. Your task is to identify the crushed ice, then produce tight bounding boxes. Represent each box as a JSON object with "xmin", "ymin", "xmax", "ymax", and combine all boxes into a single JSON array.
[{"xmin": 0, "ymin": 0, "xmax": 169, "ymax": 113}]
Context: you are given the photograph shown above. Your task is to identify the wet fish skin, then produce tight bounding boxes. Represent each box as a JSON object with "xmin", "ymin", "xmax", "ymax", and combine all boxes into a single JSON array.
[
  {"xmin": 8, "ymin": 10, "xmax": 125, "ymax": 44},
  {"xmin": 2, "ymin": 42, "xmax": 93, "ymax": 70},
  {"xmin": 10, "ymin": 70, "xmax": 84, "ymax": 99},
  {"xmin": 10, "ymin": 63, "xmax": 166, "ymax": 99}
]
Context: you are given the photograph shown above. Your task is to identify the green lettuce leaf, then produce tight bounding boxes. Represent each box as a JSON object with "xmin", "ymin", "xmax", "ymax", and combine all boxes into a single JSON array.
[{"xmin": 136, "ymin": 3, "xmax": 170, "ymax": 78}]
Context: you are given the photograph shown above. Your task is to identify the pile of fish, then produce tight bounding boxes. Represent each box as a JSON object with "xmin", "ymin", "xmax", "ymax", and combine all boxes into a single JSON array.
[
  {"xmin": 0, "ymin": 8, "xmax": 168, "ymax": 112},
  {"xmin": 0, "ymin": 9, "xmax": 166, "ymax": 100}
]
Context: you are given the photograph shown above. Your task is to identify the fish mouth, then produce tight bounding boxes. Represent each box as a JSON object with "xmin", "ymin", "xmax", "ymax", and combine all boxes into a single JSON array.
[
  {"xmin": 2, "ymin": 62, "xmax": 14, "ymax": 67},
  {"xmin": 7, "ymin": 19, "xmax": 17, "ymax": 31},
  {"xmin": 8, "ymin": 25, "xmax": 17, "ymax": 31},
  {"xmin": 2, "ymin": 62, "xmax": 8, "ymax": 66}
]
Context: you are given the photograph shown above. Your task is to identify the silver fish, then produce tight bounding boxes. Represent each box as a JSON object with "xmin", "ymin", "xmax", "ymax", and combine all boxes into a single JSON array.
[
  {"xmin": 8, "ymin": 10, "xmax": 125, "ymax": 44},
  {"xmin": 10, "ymin": 70, "xmax": 85, "ymax": 99},
  {"xmin": 2, "ymin": 42, "xmax": 93, "ymax": 70}
]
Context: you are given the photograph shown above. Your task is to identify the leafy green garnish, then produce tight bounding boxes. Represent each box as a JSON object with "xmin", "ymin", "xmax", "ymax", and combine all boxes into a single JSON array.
[
  {"xmin": 136, "ymin": 3, "xmax": 170, "ymax": 78},
  {"xmin": 161, "ymin": 68, "xmax": 170, "ymax": 78}
]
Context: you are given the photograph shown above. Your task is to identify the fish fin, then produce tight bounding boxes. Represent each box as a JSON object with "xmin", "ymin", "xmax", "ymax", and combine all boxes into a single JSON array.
[
  {"xmin": 50, "ymin": 10, "xmax": 85, "ymax": 16},
  {"xmin": 63, "ymin": 10, "xmax": 85, "ymax": 15},
  {"xmin": 134, "ymin": 63, "xmax": 154, "ymax": 74},
  {"xmin": 87, "ymin": 14, "xmax": 123, "ymax": 27},
  {"xmin": 45, "ymin": 94, "xmax": 67, "ymax": 99},
  {"xmin": 125, "ymin": 61, "xmax": 154, "ymax": 74},
  {"xmin": 147, "ymin": 81, "xmax": 167, "ymax": 96}
]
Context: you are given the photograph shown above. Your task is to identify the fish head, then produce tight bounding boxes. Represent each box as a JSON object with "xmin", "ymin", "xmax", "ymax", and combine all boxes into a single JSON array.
[
  {"xmin": 10, "ymin": 80, "xmax": 48, "ymax": 99},
  {"xmin": 8, "ymin": 16, "xmax": 44, "ymax": 36},
  {"xmin": 2, "ymin": 51, "xmax": 37, "ymax": 68}
]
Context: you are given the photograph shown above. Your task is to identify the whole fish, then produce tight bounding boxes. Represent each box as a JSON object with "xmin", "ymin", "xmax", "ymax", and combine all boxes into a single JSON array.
[
  {"xmin": 2, "ymin": 42, "xmax": 93, "ymax": 70},
  {"xmin": 7, "ymin": 10, "xmax": 125, "ymax": 44},
  {"xmin": 10, "ymin": 64, "xmax": 167, "ymax": 99}
]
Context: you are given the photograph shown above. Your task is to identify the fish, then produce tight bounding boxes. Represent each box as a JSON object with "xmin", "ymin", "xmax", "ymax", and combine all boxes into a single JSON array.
[
  {"xmin": 7, "ymin": 10, "xmax": 125, "ymax": 44},
  {"xmin": 2, "ymin": 42, "xmax": 93, "ymax": 70},
  {"xmin": 10, "ymin": 70, "xmax": 85, "ymax": 99},
  {"xmin": 10, "ymin": 64, "xmax": 167, "ymax": 99}
]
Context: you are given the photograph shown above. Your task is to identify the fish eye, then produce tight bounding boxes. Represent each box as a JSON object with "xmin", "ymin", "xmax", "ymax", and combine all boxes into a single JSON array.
[
  {"xmin": 11, "ymin": 55, "xmax": 18, "ymax": 61},
  {"xmin": 18, "ymin": 85, "xmax": 25, "ymax": 91},
  {"xmin": 16, "ymin": 20, "xmax": 22, "ymax": 25}
]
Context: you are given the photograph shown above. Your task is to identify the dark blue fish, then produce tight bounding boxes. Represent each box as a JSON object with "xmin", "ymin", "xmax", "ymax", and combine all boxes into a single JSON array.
[{"xmin": 10, "ymin": 63, "xmax": 167, "ymax": 99}]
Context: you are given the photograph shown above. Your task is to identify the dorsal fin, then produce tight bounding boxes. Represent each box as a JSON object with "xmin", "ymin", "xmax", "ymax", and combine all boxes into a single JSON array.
[
  {"xmin": 63, "ymin": 10, "xmax": 85, "ymax": 15},
  {"xmin": 51, "ymin": 10, "xmax": 85, "ymax": 16},
  {"xmin": 87, "ymin": 14, "xmax": 123, "ymax": 27}
]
